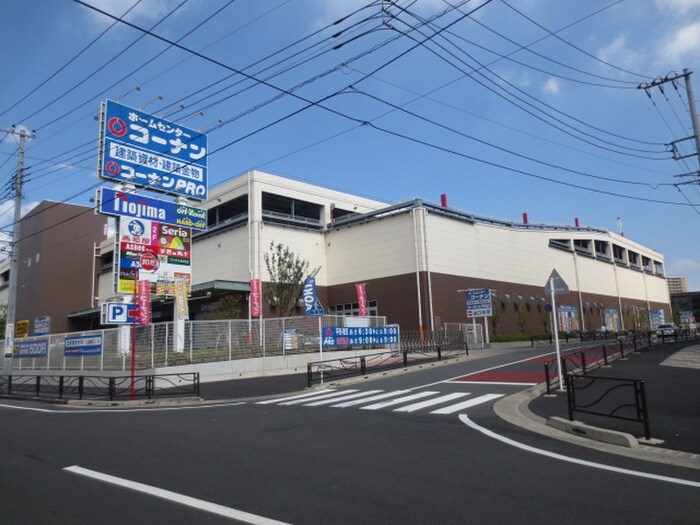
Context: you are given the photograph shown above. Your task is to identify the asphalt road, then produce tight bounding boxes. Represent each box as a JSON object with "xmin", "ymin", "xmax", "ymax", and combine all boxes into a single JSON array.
[{"xmin": 1, "ymin": 346, "xmax": 698, "ymax": 524}]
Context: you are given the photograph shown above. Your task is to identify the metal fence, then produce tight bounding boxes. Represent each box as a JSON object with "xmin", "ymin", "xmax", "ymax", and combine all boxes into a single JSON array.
[{"xmin": 3, "ymin": 315, "xmax": 387, "ymax": 373}]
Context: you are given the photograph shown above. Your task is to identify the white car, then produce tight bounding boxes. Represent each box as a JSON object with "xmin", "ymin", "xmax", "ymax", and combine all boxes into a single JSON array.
[{"xmin": 655, "ymin": 323, "xmax": 679, "ymax": 336}]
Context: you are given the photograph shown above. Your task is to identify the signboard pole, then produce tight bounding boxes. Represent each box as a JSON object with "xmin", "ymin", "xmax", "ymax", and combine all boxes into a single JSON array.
[
  {"xmin": 319, "ymin": 316, "xmax": 323, "ymax": 384},
  {"xmin": 550, "ymin": 277, "xmax": 563, "ymax": 391}
]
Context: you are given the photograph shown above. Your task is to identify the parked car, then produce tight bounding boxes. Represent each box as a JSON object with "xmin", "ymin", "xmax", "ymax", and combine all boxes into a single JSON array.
[{"xmin": 655, "ymin": 323, "xmax": 679, "ymax": 336}]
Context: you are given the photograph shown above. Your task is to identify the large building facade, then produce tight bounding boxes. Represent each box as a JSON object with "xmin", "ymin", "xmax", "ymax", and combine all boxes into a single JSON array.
[
  {"xmin": 2, "ymin": 171, "xmax": 670, "ymax": 336},
  {"xmin": 92, "ymin": 170, "xmax": 670, "ymax": 335}
]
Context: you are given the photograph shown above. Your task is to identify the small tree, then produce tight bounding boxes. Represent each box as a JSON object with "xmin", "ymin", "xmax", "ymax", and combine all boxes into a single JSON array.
[
  {"xmin": 516, "ymin": 300, "xmax": 527, "ymax": 335},
  {"xmin": 263, "ymin": 242, "xmax": 318, "ymax": 317},
  {"xmin": 490, "ymin": 295, "xmax": 500, "ymax": 336},
  {"xmin": 0, "ymin": 303, "xmax": 6, "ymax": 339},
  {"xmin": 204, "ymin": 295, "xmax": 243, "ymax": 320}
]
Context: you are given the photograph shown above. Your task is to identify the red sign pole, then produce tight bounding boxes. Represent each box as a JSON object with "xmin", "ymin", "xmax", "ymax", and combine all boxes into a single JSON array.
[{"xmin": 130, "ymin": 291, "xmax": 137, "ymax": 400}]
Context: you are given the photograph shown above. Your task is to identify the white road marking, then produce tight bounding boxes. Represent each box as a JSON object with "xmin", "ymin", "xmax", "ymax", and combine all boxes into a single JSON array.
[
  {"xmin": 452, "ymin": 381, "xmax": 536, "ymax": 386},
  {"xmin": 360, "ymin": 391, "xmax": 439, "ymax": 410},
  {"xmin": 255, "ymin": 389, "xmax": 336, "ymax": 405},
  {"xmin": 279, "ymin": 389, "xmax": 358, "ymax": 406},
  {"xmin": 0, "ymin": 402, "xmax": 245, "ymax": 414},
  {"xmin": 64, "ymin": 465, "xmax": 291, "ymax": 524},
  {"xmin": 459, "ymin": 415, "xmax": 700, "ymax": 489},
  {"xmin": 430, "ymin": 394, "xmax": 504, "ymax": 414},
  {"xmin": 330, "ymin": 390, "xmax": 411, "ymax": 408},
  {"xmin": 394, "ymin": 392, "xmax": 470, "ymax": 413},
  {"xmin": 303, "ymin": 390, "xmax": 383, "ymax": 406}
]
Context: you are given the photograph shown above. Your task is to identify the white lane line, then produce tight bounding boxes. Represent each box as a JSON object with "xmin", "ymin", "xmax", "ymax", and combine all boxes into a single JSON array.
[
  {"xmin": 360, "ymin": 391, "xmax": 439, "ymax": 411},
  {"xmin": 0, "ymin": 402, "xmax": 245, "ymax": 414},
  {"xmin": 451, "ymin": 381, "xmax": 536, "ymax": 386},
  {"xmin": 64, "ymin": 465, "xmax": 291, "ymax": 524},
  {"xmin": 331, "ymin": 390, "xmax": 411, "ymax": 408},
  {"xmin": 458, "ymin": 415, "xmax": 700, "ymax": 489},
  {"xmin": 303, "ymin": 390, "xmax": 383, "ymax": 407},
  {"xmin": 280, "ymin": 389, "xmax": 358, "ymax": 406},
  {"xmin": 256, "ymin": 390, "xmax": 336, "ymax": 405},
  {"xmin": 394, "ymin": 392, "xmax": 471, "ymax": 413},
  {"xmin": 430, "ymin": 394, "xmax": 504, "ymax": 415}
]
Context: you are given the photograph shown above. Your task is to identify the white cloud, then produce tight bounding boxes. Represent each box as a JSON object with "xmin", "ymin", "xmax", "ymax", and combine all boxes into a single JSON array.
[
  {"xmin": 597, "ymin": 34, "xmax": 644, "ymax": 70},
  {"xmin": 542, "ymin": 77, "xmax": 561, "ymax": 95},
  {"xmin": 658, "ymin": 21, "xmax": 700, "ymax": 65},
  {"xmin": 0, "ymin": 200, "xmax": 40, "ymax": 261},
  {"xmin": 82, "ymin": 0, "xmax": 189, "ymax": 28},
  {"xmin": 654, "ymin": 0, "xmax": 700, "ymax": 15}
]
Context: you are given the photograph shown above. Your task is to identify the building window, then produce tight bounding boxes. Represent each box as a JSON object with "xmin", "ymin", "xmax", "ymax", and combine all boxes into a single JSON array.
[
  {"xmin": 549, "ymin": 239, "xmax": 572, "ymax": 251},
  {"xmin": 628, "ymin": 251, "xmax": 640, "ymax": 269},
  {"xmin": 573, "ymin": 239, "xmax": 592, "ymax": 256},
  {"xmin": 594, "ymin": 240, "xmax": 610, "ymax": 261},
  {"xmin": 329, "ymin": 300, "xmax": 378, "ymax": 316}
]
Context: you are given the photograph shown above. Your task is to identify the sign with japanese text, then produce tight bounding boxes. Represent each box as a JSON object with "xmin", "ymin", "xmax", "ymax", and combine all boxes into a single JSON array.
[
  {"xmin": 137, "ymin": 280, "xmax": 151, "ymax": 325},
  {"xmin": 98, "ymin": 187, "xmax": 207, "ymax": 231},
  {"xmin": 15, "ymin": 320, "xmax": 29, "ymax": 339},
  {"xmin": 322, "ymin": 326, "xmax": 400, "ymax": 347},
  {"xmin": 98, "ymin": 100, "xmax": 208, "ymax": 200},
  {"xmin": 64, "ymin": 334, "xmax": 103, "ymax": 356},
  {"xmin": 465, "ymin": 289, "xmax": 492, "ymax": 318},
  {"xmin": 250, "ymin": 278, "xmax": 262, "ymax": 318},
  {"xmin": 174, "ymin": 278, "xmax": 189, "ymax": 320},
  {"xmin": 356, "ymin": 283, "xmax": 368, "ymax": 316},
  {"xmin": 34, "ymin": 316, "xmax": 51, "ymax": 336},
  {"xmin": 116, "ymin": 217, "xmax": 191, "ymax": 296},
  {"xmin": 16, "ymin": 338, "xmax": 49, "ymax": 358}
]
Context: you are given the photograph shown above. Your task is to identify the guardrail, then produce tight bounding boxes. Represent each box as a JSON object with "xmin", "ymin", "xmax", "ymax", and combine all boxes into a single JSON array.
[
  {"xmin": 307, "ymin": 333, "xmax": 467, "ymax": 387},
  {"xmin": 0, "ymin": 372, "xmax": 199, "ymax": 401},
  {"xmin": 565, "ymin": 373, "xmax": 650, "ymax": 440}
]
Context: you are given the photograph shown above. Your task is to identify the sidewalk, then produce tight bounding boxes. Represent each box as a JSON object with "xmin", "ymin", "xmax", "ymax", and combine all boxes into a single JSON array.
[{"xmin": 528, "ymin": 342, "xmax": 700, "ymax": 455}]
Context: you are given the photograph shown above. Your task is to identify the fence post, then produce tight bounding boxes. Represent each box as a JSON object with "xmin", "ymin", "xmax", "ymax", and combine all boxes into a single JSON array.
[
  {"xmin": 544, "ymin": 360, "xmax": 551, "ymax": 395},
  {"xmin": 531, "ymin": 336, "xmax": 534, "ymax": 348},
  {"xmin": 78, "ymin": 376, "xmax": 84, "ymax": 400},
  {"xmin": 59, "ymin": 376, "xmax": 64, "ymax": 399},
  {"xmin": 647, "ymin": 332, "xmax": 652, "ymax": 347},
  {"xmin": 437, "ymin": 344, "xmax": 442, "ymax": 361},
  {"xmin": 151, "ymin": 324, "xmax": 155, "ymax": 369},
  {"xmin": 618, "ymin": 338, "xmax": 624, "ymax": 357},
  {"xmin": 307, "ymin": 363, "xmax": 313, "ymax": 388},
  {"xmin": 403, "ymin": 348, "xmax": 408, "ymax": 367},
  {"xmin": 580, "ymin": 351, "xmax": 587, "ymax": 375},
  {"xmin": 109, "ymin": 377, "xmax": 115, "ymax": 401},
  {"xmin": 146, "ymin": 375, "xmax": 153, "ymax": 399},
  {"xmin": 633, "ymin": 334, "xmax": 638, "ymax": 353},
  {"xmin": 195, "ymin": 372, "xmax": 200, "ymax": 397},
  {"xmin": 35, "ymin": 376, "xmax": 41, "ymax": 397},
  {"xmin": 565, "ymin": 374, "xmax": 575, "ymax": 421},
  {"xmin": 602, "ymin": 344, "xmax": 608, "ymax": 366},
  {"xmin": 639, "ymin": 379, "xmax": 651, "ymax": 441},
  {"xmin": 361, "ymin": 356, "xmax": 366, "ymax": 376}
]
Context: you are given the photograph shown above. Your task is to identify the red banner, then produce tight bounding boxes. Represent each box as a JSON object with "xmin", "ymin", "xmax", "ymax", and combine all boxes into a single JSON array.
[
  {"xmin": 137, "ymin": 280, "xmax": 151, "ymax": 325},
  {"xmin": 250, "ymin": 278, "xmax": 262, "ymax": 318},
  {"xmin": 356, "ymin": 283, "xmax": 368, "ymax": 316}
]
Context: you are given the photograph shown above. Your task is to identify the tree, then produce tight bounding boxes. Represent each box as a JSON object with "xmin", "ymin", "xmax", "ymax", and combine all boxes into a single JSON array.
[
  {"xmin": 204, "ymin": 295, "xmax": 243, "ymax": 320},
  {"xmin": 263, "ymin": 242, "xmax": 318, "ymax": 317},
  {"xmin": 516, "ymin": 300, "xmax": 528, "ymax": 335},
  {"xmin": 0, "ymin": 303, "xmax": 6, "ymax": 339}
]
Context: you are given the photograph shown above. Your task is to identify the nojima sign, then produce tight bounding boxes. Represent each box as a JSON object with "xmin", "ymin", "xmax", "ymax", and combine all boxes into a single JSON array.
[{"xmin": 98, "ymin": 100, "xmax": 208, "ymax": 200}]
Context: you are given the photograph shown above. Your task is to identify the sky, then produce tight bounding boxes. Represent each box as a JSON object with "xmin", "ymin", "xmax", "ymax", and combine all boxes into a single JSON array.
[{"xmin": 1, "ymin": 0, "xmax": 700, "ymax": 288}]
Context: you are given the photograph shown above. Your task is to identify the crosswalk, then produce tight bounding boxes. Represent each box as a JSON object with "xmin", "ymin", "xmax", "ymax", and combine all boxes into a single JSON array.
[{"xmin": 256, "ymin": 388, "xmax": 504, "ymax": 417}]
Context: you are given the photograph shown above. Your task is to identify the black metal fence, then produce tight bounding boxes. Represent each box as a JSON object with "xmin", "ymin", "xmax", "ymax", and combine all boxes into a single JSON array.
[
  {"xmin": 0, "ymin": 372, "xmax": 200, "ymax": 401},
  {"xmin": 565, "ymin": 373, "xmax": 650, "ymax": 440},
  {"xmin": 307, "ymin": 331, "xmax": 467, "ymax": 387}
]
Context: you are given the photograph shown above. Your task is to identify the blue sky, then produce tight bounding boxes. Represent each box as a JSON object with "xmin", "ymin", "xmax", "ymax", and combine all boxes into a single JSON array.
[{"xmin": 2, "ymin": 0, "xmax": 700, "ymax": 288}]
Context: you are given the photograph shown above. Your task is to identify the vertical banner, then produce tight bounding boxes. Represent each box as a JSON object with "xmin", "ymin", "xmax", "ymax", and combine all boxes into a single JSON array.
[
  {"xmin": 302, "ymin": 276, "xmax": 325, "ymax": 316},
  {"xmin": 250, "ymin": 278, "xmax": 262, "ymax": 318},
  {"xmin": 137, "ymin": 280, "xmax": 151, "ymax": 325},
  {"xmin": 356, "ymin": 283, "xmax": 368, "ymax": 316},
  {"xmin": 174, "ymin": 278, "xmax": 189, "ymax": 320}
]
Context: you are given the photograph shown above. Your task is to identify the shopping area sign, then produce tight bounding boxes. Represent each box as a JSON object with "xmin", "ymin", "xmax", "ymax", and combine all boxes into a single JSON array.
[
  {"xmin": 116, "ymin": 216, "xmax": 191, "ymax": 295},
  {"xmin": 322, "ymin": 326, "xmax": 400, "ymax": 347},
  {"xmin": 98, "ymin": 100, "xmax": 208, "ymax": 200},
  {"xmin": 465, "ymin": 289, "xmax": 492, "ymax": 318},
  {"xmin": 64, "ymin": 334, "xmax": 103, "ymax": 356},
  {"xmin": 98, "ymin": 187, "xmax": 207, "ymax": 231}
]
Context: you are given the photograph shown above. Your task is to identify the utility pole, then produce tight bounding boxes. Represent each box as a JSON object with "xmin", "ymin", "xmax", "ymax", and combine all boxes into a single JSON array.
[
  {"xmin": 3, "ymin": 126, "xmax": 34, "ymax": 376},
  {"xmin": 639, "ymin": 69, "xmax": 700, "ymax": 172}
]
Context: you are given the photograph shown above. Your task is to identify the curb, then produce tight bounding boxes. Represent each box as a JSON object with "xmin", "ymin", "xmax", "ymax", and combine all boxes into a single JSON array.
[{"xmin": 493, "ymin": 384, "xmax": 700, "ymax": 470}]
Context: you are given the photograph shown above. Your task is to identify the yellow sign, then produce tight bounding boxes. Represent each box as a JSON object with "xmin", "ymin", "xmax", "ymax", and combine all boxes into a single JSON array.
[{"xmin": 15, "ymin": 320, "xmax": 29, "ymax": 338}]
